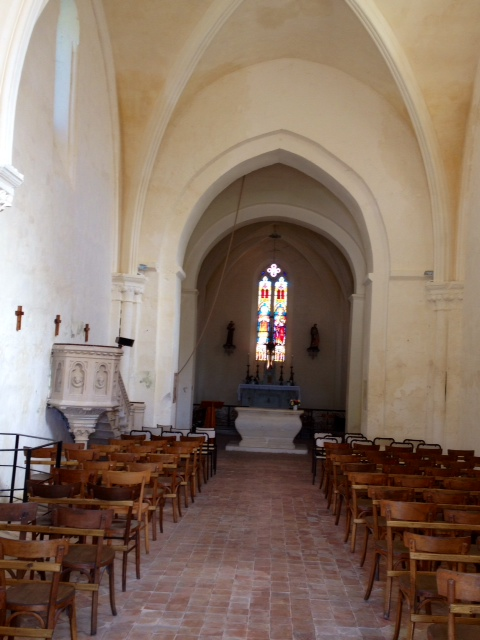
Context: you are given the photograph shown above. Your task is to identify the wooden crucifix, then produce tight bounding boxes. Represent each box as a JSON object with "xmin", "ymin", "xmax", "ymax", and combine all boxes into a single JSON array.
[
  {"xmin": 84, "ymin": 323, "xmax": 90, "ymax": 342},
  {"xmin": 15, "ymin": 305, "xmax": 24, "ymax": 331},
  {"xmin": 54, "ymin": 314, "xmax": 62, "ymax": 336}
]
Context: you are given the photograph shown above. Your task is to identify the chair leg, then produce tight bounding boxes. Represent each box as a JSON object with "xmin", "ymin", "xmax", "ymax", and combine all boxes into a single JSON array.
[
  {"xmin": 364, "ymin": 550, "xmax": 380, "ymax": 600},
  {"xmin": 108, "ymin": 563, "xmax": 117, "ymax": 616},
  {"xmin": 68, "ymin": 599, "xmax": 77, "ymax": 640},
  {"xmin": 359, "ymin": 527, "xmax": 370, "ymax": 567},
  {"xmin": 392, "ymin": 588, "xmax": 404, "ymax": 640}
]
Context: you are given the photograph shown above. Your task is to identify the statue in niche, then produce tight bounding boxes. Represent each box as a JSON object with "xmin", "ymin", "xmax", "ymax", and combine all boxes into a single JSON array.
[
  {"xmin": 54, "ymin": 362, "xmax": 63, "ymax": 393},
  {"xmin": 309, "ymin": 324, "xmax": 320, "ymax": 351},
  {"xmin": 224, "ymin": 321, "xmax": 236, "ymax": 348},
  {"xmin": 70, "ymin": 363, "xmax": 85, "ymax": 395},
  {"xmin": 94, "ymin": 364, "xmax": 108, "ymax": 395}
]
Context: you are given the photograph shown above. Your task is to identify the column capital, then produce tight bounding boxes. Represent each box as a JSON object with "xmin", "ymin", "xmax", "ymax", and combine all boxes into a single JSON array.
[
  {"xmin": 426, "ymin": 281, "xmax": 464, "ymax": 310},
  {"xmin": 112, "ymin": 273, "xmax": 146, "ymax": 302},
  {"xmin": 0, "ymin": 164, "xmax": 23, "ymax": 212}
]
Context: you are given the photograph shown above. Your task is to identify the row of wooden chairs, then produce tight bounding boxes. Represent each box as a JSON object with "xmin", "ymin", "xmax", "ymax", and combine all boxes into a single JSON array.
[{"xmin": 318, "ymin": 441, "xmax": 480, "ymax": 640}]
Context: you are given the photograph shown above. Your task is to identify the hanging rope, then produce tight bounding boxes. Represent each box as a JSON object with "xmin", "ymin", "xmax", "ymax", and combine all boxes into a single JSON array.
[{"xmin": 176, "ymin": 175, "xmax": 246, "ymax": 377}]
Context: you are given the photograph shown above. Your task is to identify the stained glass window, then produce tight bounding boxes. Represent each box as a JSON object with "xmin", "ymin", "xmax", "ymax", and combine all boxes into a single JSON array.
[{"xmin": 256, "ymin": 265, "xmax": 288, "ymax": 362}]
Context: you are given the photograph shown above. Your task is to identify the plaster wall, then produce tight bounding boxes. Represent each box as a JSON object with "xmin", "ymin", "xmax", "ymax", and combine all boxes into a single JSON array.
[{"xmin": 0, "ymin": 0, "xmax": 117, "ymax": 445}]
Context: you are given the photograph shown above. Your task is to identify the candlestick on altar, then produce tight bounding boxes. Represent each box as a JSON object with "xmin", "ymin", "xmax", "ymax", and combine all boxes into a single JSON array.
[
  {"xmin": 289, "ymin": 365, "xmax": 295, "ymax": 385},
  {"xmin": 245, "ymin": 364, "xmax": 250, "ymax": 383}
]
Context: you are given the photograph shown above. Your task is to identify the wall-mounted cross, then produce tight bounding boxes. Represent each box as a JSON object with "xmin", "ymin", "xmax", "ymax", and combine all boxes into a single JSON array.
[
  {"xmin": 15, "ymin": 305, "xmax": 24, "ymax": 331},
  {"xmin": 54, "ymin": 314, "xmax": 62, "ymax": 336},
  {"xmin": 84, "ymin": 323, "xmax": 90, "ymax": 342}
]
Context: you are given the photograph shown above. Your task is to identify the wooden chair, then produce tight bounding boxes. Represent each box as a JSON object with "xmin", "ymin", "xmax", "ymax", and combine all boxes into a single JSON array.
[
  {"xmin": 311, "ymin": 434, "xmax": 339, "ymax": 486},
  {"xmin": 427, "ymin": 568, "xmax": 480, "ymax": 640},
  {"xmin": 393, "ymin": 532, "xmax": 471, "ymax": 640},
  {"xmin": 381, "ymin": 501, "xmax": 441, "ymax": 618},
  {"xmin": 447, "ymin": 449, "xmax": 475, "ymax": 460},
  {"xmin": 102, "ymin": 470, "xmax": 150, "ymax": 554},
  {"xmin": 0, "ymin": 537, "xmax": 76, "ymax": 640},
  {"xmin": 361, "ymin": 487, "xmax": 415, "ymax": 568},
  {"xmin": 127, "ymin": 462, "xmax": 165, "ymax": 537},
  {"xmin": 120, "ymin": 434, "xmax": 147, "ymax": 442},
  {"xmin": 385, "ymin": 443, "xmax": 414, "ymax": 453},
  {"xmin": 52, "ymin": 506, "xmax": 116, "ymax": 635},
  {"xmin": 364, "ymin": 500, "xmax": 439, "ymax": 618},
  {"xmin": 146, "ymin": 454, "xmax": 182, "ymax": 523},
  {"xmin": 344, "ymin": 472, "xmax": 388, "ymax": 554},
  {"xmin": 417, "ymin": 443, "xmax": 443, "ymax": 455},
  {"xmin": 87, "ymin": 484, "xmax": 142, "ymax": 592}
]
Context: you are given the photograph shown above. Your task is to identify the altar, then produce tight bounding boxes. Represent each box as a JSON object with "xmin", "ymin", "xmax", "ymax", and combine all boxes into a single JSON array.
[
  {"xmin": 237, "ymin": 384, "xmax": 300, "ymax": 409},
  {"xmin": 226, "ymin": 407, "xmax": 307, "ymax": 454}
]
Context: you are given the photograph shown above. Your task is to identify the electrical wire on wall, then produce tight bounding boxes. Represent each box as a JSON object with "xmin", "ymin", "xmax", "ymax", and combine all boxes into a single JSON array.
[{"xmin": 175, "ymin": 175, "xmax": 246, "ymax": 387}]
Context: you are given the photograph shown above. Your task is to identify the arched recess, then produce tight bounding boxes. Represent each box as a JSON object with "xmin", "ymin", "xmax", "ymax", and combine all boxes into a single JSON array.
[{"xmin": 167, "ymin": 132, "xmax": 390, "ymax": 434}]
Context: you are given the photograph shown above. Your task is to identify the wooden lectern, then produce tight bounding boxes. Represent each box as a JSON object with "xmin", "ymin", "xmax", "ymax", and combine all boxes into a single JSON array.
[{"xmin": 200, "ymin": 400, "xmax": 224, "ymax": 429}]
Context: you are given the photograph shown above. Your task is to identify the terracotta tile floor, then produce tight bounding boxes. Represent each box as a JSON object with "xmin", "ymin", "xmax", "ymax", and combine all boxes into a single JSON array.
[{"xmin": 55, "ymin": 439, "xmax": 426, "ymax": 640}]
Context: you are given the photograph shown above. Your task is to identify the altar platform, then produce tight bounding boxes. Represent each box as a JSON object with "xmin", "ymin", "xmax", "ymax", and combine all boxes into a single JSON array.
[{"xmin": 226, "ymin": 407, "xmax": 307, "ymax": 455}]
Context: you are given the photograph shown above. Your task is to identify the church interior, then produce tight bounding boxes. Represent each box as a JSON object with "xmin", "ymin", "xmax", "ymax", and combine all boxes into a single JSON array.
[
  {"xmin": 3, "ymin": 3, "xmax": 480, "ymax": 639},
  {"xmin": 2, "ymin": 0, "xmax": 480, "ymax": 453}
]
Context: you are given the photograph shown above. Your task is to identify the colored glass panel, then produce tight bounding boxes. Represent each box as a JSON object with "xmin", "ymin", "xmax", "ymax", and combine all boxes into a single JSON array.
[{"xmin": 256, "ymin": 270, "xmax": 288, "ymax": 362}]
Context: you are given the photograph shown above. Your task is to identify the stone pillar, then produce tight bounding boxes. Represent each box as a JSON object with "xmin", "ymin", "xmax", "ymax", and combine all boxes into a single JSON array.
[
  {"xmin": 111, "ymin": 274, "xmax": 146, "ymax": 393},
  {"xmin": 176, "ymin": 287, "xmax": 198, "ymax": 429},
  {"xmin": 346, "ymin": 293, "xmax": 365, "ymax": 430},
  {"xmin": 426, "ymin": 282, "xmax": 464, "ymax": 448}
]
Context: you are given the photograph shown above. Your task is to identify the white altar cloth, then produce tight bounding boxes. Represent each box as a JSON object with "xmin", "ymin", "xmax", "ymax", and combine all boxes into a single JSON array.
[{"xmin": 226, "ymin": 407, "xmax": 307, "ymax": 455}]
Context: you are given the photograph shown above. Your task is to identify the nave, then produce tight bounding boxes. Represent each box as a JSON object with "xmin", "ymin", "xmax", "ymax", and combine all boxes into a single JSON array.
[{"xmin": 54, "ymin": 442, "xmax": 400, "ymax": 640}]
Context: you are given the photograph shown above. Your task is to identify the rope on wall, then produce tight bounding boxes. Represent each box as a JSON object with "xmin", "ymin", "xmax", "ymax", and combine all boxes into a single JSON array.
[{"xmin": 176, "ymin": 174, "xmax": 246, "ymax": 378}]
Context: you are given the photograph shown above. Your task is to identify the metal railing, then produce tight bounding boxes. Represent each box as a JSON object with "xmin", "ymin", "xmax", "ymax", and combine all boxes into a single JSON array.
[{"xmin": 0, "ymin": 433, "xmax": 62, "ymax": 503}]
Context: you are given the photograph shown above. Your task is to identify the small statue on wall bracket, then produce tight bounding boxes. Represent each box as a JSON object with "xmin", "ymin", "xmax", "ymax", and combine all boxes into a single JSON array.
[
  {"xmin": 223, "ymin": 321, "xmax": 236, "ymax": 355},
  {"xmin": 307, "ymin": 323, "xmax": 320, "ymax": 358}
]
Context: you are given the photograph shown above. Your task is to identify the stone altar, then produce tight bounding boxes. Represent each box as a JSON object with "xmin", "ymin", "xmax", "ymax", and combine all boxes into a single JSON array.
[
  {"xmin": 237, "ymin": 384, "xmax": 300, "ymax": 409},
  {"xmin": 226, "ymin": 407, "xmax": 307, "ymax": 454}
]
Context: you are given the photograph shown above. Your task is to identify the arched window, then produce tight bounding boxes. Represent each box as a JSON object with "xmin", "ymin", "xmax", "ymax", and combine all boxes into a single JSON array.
[
  {"xmin": 256, "ymin": 263, "xmax": 288, "ymax": 365},
  {"xmin": 54, "ymin": 0, "xmax": 79, "ymax": 162}
]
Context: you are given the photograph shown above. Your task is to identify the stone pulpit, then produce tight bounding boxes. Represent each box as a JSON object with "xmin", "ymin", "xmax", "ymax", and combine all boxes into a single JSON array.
[{"xmin": 47, "ymin": 344, "xmax": 123, "ymax": 445}]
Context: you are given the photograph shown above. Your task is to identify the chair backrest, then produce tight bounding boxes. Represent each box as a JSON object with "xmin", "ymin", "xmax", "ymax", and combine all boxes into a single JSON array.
[
  {"xmin": 29, "ymin": 480, "xmax": 82, "ymax": 498},
  {"xmin": 120, "ymin": 434, "xmax": 147, "ymax": 441},
  {"xmin": 416, "ymin": 443, "xmax": 442, "ymax": 454},
  {"xmin": 344, "ymin": 433, "xmax": 365, "ymax": 444},
  {"xmin": 423, "ymin": 489, "xmax": 473, "ymax": 505},
  {"xmin": 447, "ymin": 449, "xmax": 475, "ymax": 460},
  {"xmin": 392, "ymin": 475, "xmax": 436, "ymax": 488},
  {"xmin": 0, "ymin": 502, "xmax": 38, "ymax": 525},
  {"xmin": 385, "ymin": 443, "xmax": 414, "ymax": 453},
  {"xmin": 443, "ymin": 477, "xmax": 480, "ymax": 491},
  {"xmin": 349, "ymin": 472, "xmax": 388, "ymax": 486},
  {"xmin": 52, "ymin": 505, "xmax": 113, "ymax": 530},
  {"xmin": 368, "ymin": 486, "xmax": 415, "ymax": 502},
  {"xmin": 64, "ymin": 449, "xmax": 98, "ymax": 462},
  {"xmin": 404, "ymin": 531, "xmax": 471, "ymax": 554},
  {"xmin": 381, "ymin": 500, "xmax": 439, "ymax": 522},
  {"xmin": 352, "ymin": 441, "xmax": 380, "ymax": 451},
  {"xmin": 443, "ymin": 509, "xmax": 480, "ymax": 525}
]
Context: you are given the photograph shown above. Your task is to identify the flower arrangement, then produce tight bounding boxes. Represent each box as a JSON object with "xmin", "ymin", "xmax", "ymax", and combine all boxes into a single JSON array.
[{"xmin": 290, "ymin": 399, "xmax": 301, "ymax": 409}]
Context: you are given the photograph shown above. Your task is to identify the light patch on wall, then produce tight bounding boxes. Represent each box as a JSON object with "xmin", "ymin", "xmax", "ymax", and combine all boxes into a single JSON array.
[{"xmin": 139, "ymin": 372, "xmax": 153, "ymax": 389}]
